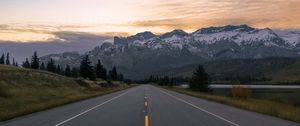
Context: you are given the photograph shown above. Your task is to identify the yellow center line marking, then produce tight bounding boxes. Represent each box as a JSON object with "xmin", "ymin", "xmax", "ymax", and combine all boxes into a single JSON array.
[
  {"xmin": 145, "ymin": 115, "xmax": 149, "ymax": 126},
  {"xmin": 144, "ymin": 87, "xmax": 149, "ymax": 126}
]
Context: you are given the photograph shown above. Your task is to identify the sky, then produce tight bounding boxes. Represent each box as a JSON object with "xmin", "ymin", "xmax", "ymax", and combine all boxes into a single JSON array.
[{"xmin": 0, "ymin": 0, "xmax": 300, "ymax": 42}]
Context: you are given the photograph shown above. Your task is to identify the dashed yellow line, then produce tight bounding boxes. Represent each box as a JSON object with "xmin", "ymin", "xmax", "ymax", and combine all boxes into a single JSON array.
[
  {"xmin": 145, "ymin": 115, "xmax": 149, "ymax": 126},
  {"xmin": 144, "ymin": 87, "xmax": 149, "ymax": 126}
]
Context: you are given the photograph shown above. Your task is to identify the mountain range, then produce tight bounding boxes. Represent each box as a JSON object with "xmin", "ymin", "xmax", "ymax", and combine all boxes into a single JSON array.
[{"xmin": 40, "ymin": 25, "xmax": 300, "ymax": 80}]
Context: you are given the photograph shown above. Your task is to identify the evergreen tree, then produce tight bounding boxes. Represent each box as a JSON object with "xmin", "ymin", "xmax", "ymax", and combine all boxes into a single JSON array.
[
  {"xmin": 12, "ymin": 58, "xmax": 16, "ymax": 66},
  {"xmin": 56, "ymin": 64, "xmax": 61, "ymax": 74},
  {"xmin": 22, "ymin": 58, "xmax": 31, "ymax": 68},
  {"xmin": 46, "ymin": 59, "xmax": 56, "ymax": 73},
  {"xmin": 71, "ymin": 67, "xmax": 79, "ymax": 78},
  {"xmin": 189, "ymin": 65, "xmax": 209, "ymax": 92},
  {"xmin": 0, "ymin": 53, "xmax": 4, "ymax": 64},
  {"xmin": 80, "ymin": 55, "xmax": 95, "ymax": 80},
  {"xmin": 30, "ymin": 51, "xmax": 39, "ymax": 69},
  {"xmin": 118, "ymin": 74, "xmax": 124, "ymax": 81},
  {"xmin": 109, "ymin": 66, "xmax": 118, "ymax": 80},
  {"xmin": 5, "ymin": 53, "xmax": 10, "ymax": 65},
  {"xmin": 15, "ymin": 62, "xmax": 19, "ymax": 67},
  {"xmin": 40, "ymin": 62, "xmax": 45, "ymax": 70},
  {"xmin": 102, "ymin": 68, "xmax": 107, "ymax": 80},
  {"xmin": 149, "ymin": 75, "xmax": 154, "ymax": 82},
  {"xmin": 95, "ymin": 59, "xmax": 107, "ymax": 80},
  {"xmin": 65, "ymin": 65, "xmax": 71, "ymax": 77},
  {"xmin": 164, "ymin": 76, "xmax": 170, "ymax": 85}
]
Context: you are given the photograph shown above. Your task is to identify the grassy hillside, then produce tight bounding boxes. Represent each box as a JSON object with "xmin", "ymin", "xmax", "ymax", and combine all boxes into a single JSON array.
[{"xmin": 0, "ymin": 65, "xmax": 130, "ymax": 121}]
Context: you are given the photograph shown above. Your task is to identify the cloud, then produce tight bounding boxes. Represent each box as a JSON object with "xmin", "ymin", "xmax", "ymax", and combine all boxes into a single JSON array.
[
  {"xmin": 0, "ymin": 24, "xmax": 9, "ymax": 29},
  {"xmin": 131, "ymin": 0, "xmax": 300, "ymax": 31},
  {"xmin": 130, "ymin": 18, "xmax": 248, "ymax": 32},
  {"xmin": 0, "ymin": 31, "xmax": 112, "ymax": 62},
  {"xmin": 0, "ymin": 24, "xmax": 132, "ymax": 42}
]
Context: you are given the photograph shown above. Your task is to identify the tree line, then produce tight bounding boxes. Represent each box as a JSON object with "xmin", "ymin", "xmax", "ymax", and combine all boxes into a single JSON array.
[
  {"xmin": 1, "ymin": 51, "xmax": 124, "ymax": 82},
  {"xmin": 79, "ymin": 55, "xmax": 124, "ymax": 81},
  {"xmin": 2, "ymin": 51, "xmax": 208, "ymax": 91},
  {"xmin": 145, "ymin": 75, "xmax": 190, "ymax": 87},
  {"xmin": 145, "ymin": 65, "xmax": 209, "ymax": 92},
  {"xmin": 0, "ymin": 53, "xmax": 18, "ymax": 66}
]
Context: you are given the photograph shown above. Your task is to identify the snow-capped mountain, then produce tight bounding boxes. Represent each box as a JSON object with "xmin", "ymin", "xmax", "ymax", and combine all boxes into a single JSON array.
[
  {"xmin": 41, "ymin": 25, "xmax": 300, "ymax": 79},
  {"xmin": 114, "ymin": 25, "xmax": 293, "ymax": 49},
  {"xmin": 107, "ymin": 24, "xmax": 298, "ymax": 58},
  {"xmin": 276, "ymin": 31, "xmax": 300, "ymax": 47},
  {"xmin": 191, "ymin": 25, "xmax": 287, "ymax": 46}
]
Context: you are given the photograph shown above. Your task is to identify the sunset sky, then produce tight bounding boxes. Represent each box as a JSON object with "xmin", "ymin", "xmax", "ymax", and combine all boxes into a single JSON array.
[{"xmin": 0, "ymin": 0, "xmax": 300, "ymax": 42}]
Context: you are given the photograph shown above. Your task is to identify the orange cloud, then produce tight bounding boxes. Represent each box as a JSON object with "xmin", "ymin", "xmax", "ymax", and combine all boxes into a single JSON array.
[
  {"xmin": 1, "ymin": 0, "xmax": 300, "ymax": 41},
  {"xmin": 131, "ymin": 0, "xmax": 300, "ymax": 31}
]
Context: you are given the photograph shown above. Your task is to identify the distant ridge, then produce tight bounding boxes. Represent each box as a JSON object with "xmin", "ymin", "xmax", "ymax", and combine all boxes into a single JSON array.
[{"xmin": 41, "ymin": 25, "xmax": 300, "ymax": 79}]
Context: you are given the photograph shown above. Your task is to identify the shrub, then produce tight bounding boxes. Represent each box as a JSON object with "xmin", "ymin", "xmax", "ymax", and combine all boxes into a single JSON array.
[{"xmin": 231, "ymin": 85, "xmax": 251, "ymax": 99}]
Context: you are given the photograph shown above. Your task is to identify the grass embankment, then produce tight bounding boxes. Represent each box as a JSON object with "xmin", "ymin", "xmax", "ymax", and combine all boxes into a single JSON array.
[
  {"xmin": 167, "ymin": 87, "xmax": 300, "ymax": 123},
  {"xmin": 0, "ymin": 65, "xmax": 131, "ymax": 121}
]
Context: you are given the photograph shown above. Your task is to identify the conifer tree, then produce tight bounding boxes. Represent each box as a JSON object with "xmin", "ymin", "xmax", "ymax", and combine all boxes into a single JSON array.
[
  {"xmin": 80, "ymin": 55, "xmax": 95, "ymax": 80},
  {"xmin": 109, "ymin": 66, "xmax": 118, "ymax": 80},
  {"xmin": 30, "ymin": 51, "xmax": 39, "ymax": 69},
  {"xmin": 65, "ymin": 65, "xmax": 71, "ymax": 77},
  {"xmin": 95, "ymin": 59, "xmax": 107, "ymax": 80},
  {"xmin": 5, "ymin": 53, "xmax": 10, "ymax": 65},
  {"xmin": 56, "ymin": 64, "xmax": 61, "ymax": 74},
  {"xmin": 40, "ymin": 62, "xmax": 45, "ymax": 70},
  {"xmin": 189, "ymin": 65, "xmax": 209, "ymax": 92},
  {"xmin": 118, "ymin": 74, "xmax": 124, "ymax": 81},
  {"xmin": 46, "ymin": 59, "xmax": 56, "ymax": 73},
  {"xmin": 0, "ymin": 53, "xmax": 4, "ymax": 64},
  {"xmin": 12, "ymin": 58, "xmax": 16, "ymax": 66},
  {"xmin": 22, "ymin": 58, "xmax": 31, "ymax": 68},
  {"xmin": 71, "ymin": 67, "xmax": 79, "ymax": 78}
]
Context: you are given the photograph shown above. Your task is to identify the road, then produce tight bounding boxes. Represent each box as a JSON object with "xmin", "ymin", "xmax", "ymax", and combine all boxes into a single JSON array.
[{"xmin": 0, "ymin": 85, "xmax": 299, "ymax": 126}]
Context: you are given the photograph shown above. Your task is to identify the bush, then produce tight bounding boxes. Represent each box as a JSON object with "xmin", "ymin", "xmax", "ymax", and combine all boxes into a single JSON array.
[{"xmin": 231, "ymin": 85, "xmax": 251, "ymax": 99}]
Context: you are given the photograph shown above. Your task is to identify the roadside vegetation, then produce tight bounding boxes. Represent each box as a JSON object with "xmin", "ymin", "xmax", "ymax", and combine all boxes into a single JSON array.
[
  {"xmin": 0, "ymin": 65, "xmax": 131, "ymax": 121},
  {"xmin": 160, "ymin": 58, "xmax": 300, "ymax": 84},
  {"xmin": 161, "ymin": 64, "xmax": 300, "ymax": 123},
  {"xmin": 0, "ymin": 52, "xmax": 131, "ymax": 121},
  {"xmin": 168, "ymin": 87, "xmax": 300, "ymax": 123}
]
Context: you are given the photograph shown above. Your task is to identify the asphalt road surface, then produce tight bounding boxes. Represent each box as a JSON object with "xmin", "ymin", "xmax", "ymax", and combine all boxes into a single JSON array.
[{"xmin": 0, "ymin": 85, "xmax": 299, "ymax": 126}]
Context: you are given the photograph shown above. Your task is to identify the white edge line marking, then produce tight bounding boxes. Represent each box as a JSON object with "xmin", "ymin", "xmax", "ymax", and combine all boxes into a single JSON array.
[
  {"xmin": 159, "ymin": 89, "xmax": 240, "ymax": 126},
  {"xmin": 54, "ymin": 90, "xmax": 130, "ymax": 126}
]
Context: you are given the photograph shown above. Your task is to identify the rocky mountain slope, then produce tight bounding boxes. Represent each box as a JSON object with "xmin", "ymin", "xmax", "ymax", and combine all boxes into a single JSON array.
[{"xmin": 41, "ymin": 25, "xmax": 300, "ymax": 79}]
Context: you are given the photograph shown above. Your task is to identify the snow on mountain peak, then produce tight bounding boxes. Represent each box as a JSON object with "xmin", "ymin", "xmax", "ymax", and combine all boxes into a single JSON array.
[
  {"xmin": 135, "ymin": 31, "xmax": 156, "ymax": 39},
  {"xmin": 110, "ymin": 25, "xmax": 297, "ymax": 52},
  {"xmin": 191, "ymin": 25, "xmax": 282, "ymax": 46},
  {"xmin": 161, "ymin": 29, "xmax": 188, "ymax": 38},
  {"xmin": 276, "ymin": 31, "xmax": 300, "ymax": 46},
  {"xmin": 193, "ymin": 24, "xmax": 255, "ymax": 35}
]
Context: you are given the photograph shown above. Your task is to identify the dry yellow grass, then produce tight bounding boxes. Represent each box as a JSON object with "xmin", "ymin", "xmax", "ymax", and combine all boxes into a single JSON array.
[{"xmin": 0, "ymin": 65, "xmax": 131, "ymax": 121}]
